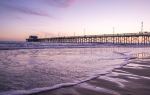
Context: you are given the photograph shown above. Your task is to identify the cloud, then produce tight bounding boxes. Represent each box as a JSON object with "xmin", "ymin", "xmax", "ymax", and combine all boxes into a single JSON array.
[
  {"xmin": 0, "ymin": 0, "xmax": 76, "ymax": 18},
  {"xmin": 0, "ymin": 1, "xmax": 53, "ymax": 18},
  {"xmin": 44, "ymin": 0, "xmax": 76, "ymax": 8}
]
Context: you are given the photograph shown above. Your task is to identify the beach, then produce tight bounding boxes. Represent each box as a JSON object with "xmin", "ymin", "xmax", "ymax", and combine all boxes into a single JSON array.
[
  {"xmin": 0, "ymin": 45, "xmax": 150, "ymax": 95},
  {"xmin": 33, "ymin": 53, "xmax": 150, "ymax": 95}
]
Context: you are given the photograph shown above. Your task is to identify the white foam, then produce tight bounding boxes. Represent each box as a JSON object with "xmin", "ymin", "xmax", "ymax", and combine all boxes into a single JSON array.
[{"xmin": 0, "ymin": 50, "xmax": 133, "ymax": 95}]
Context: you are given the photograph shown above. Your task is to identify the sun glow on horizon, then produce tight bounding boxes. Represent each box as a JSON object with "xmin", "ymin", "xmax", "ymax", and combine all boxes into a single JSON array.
[{"xmin": 0, "ymin": 0, "xmax": 150, "ymax": 41}]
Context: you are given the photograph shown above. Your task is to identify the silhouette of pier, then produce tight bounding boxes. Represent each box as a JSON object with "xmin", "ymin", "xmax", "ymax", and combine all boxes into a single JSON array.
[{"xmin": 27, "ymin": 32, "xmax": 150, "ymax": 45}]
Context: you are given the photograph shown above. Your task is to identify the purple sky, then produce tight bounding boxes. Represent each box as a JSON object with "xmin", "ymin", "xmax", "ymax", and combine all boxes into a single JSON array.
[{"xmin": 0, "ymin": 0, "xmax": 150, "ymax": 41}]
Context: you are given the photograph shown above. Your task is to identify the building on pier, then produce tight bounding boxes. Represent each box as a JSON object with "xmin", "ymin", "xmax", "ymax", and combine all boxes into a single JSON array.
[{"xmin": 26, "ymin": 35, "xmax": 38, "ymax": 42}]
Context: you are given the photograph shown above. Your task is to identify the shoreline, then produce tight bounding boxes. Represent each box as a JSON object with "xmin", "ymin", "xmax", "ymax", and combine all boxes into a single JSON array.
[
  {"xmin": 1, "ymin": 47, "xmax": 150, "ymax": 95},
  {"xmin": 32, "ymin": 55, "xmax": 150, "ymax": 95}
]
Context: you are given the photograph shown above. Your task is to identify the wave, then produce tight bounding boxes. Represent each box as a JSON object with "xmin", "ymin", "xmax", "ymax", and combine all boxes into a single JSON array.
[
  {"xmin": 1, "ymin": 42, "xmax": 148, "ymax": 50},
  {"xmin": 0, "ymin": 43, "xmax": 116, "ymax": 50},
  {"xmin": 0, "ymin": 50, "xmax": 136, "ymax": 95}
]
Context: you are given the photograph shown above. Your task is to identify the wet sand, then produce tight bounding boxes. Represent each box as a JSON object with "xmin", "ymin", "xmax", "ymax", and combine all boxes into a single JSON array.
[{"xmin": 32, "ymin": 57, "xmax": 150, "ymax": 95}]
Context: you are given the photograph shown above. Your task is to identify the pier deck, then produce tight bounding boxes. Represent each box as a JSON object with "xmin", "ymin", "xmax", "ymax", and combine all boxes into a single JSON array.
[{"xmin": 27, "ymin": 32, "xmax": 150, "ymax": 45}]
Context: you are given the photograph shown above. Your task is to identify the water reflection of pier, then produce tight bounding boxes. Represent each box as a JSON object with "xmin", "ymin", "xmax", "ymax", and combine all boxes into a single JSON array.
[
  {"xmin": 27, "ymin": 32, "xmax": 150, "ymax": 45},
  {"xmin": 132, "ymin": 52, "xmax": 150, "ymax": 59}
]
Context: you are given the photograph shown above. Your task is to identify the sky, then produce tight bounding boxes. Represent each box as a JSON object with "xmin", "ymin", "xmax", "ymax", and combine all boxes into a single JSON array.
[{"xmin": 0, "ymin": 0, "xmax": 150, "ymax": 41}]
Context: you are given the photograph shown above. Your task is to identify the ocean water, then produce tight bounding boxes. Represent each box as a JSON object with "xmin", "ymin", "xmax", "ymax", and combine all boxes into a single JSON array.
[{"xmin": 0, "ymin": 42, "xmax": 150, "ymax": 95}]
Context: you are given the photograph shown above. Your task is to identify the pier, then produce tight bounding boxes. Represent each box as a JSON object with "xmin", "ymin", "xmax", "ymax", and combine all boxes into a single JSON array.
[{"xmin": 27, "ymin": 32, "xmax": 150, "ymax": 45}]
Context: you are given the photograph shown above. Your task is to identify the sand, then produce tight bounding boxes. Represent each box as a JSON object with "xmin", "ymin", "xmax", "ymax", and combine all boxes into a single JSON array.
[{"xmin": 31, "ymin": 56, "xmax": 150, "ymax": 95}]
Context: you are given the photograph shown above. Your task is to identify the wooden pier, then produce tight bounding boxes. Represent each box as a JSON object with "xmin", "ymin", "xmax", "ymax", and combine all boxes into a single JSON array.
[{"xmin": 27, "ymin": 32, "xmax": 150, "ymax": 45}]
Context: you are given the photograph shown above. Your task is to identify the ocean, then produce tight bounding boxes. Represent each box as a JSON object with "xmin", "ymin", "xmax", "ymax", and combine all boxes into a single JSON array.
[{"xmin": 0, "ymin": 42, "xmax": 150, "ymax": 95}]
